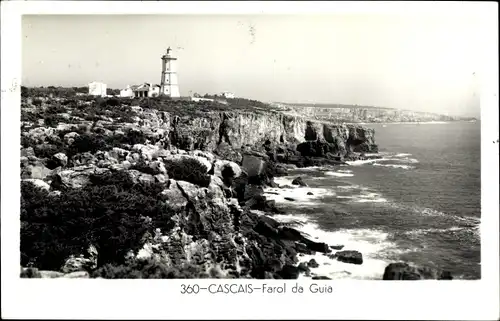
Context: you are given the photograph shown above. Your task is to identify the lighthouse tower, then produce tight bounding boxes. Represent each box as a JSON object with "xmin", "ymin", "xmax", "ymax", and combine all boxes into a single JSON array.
[{"xmin": 160, "ymin": 47, "xmax": 180, "ymax": 98}]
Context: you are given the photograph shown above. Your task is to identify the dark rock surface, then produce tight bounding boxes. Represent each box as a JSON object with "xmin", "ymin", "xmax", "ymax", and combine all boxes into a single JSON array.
[
  {"xmin": 291, "ymin": 176, "xmax": 307, "ymax": 187},
  {"xmin": 333, "ymin": 250, "xmax": 363, "ymax": 265},
  {"xmin": 382, "ymin": 262, "xmax": 453, "ymax": 280}
]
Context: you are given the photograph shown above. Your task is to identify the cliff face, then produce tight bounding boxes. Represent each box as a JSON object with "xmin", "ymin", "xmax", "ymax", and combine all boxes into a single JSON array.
[
  {"xmin": 169, "ymin": 110, "xmax": 377, "ymax": 155},
  {"xmin": 274, "ymin": 104, "xmax": 472, "ymax": 123}
]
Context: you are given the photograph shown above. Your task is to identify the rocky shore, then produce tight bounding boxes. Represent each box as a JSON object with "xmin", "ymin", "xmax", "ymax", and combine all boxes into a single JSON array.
[{"xmin": 20, "ymin": 94, "xmax": 452, "ymax": 280}]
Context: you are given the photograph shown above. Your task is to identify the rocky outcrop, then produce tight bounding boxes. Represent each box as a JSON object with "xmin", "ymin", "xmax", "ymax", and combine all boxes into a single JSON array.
[
  {"xmin": 164, "ymin": 111, "xmax": 377, "ymax": 159},
  {"xmin": 277, "ymin": 103, "xmax": 476, "ymax": 123},
  {"xmin": 19, "ymin": 95, "xmax": 380, "ymax": 280},
  {"xmin": 382, "ymin": 262, "xmax": 453, "ymax": 280},
  {"xmin": 331, "ymin": 250, "xmax": 363, "ymax": 265}
]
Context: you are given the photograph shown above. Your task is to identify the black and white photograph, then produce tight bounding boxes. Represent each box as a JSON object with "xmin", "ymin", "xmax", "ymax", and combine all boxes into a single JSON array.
[{"xmin": 2, "ymin": 1, "xmax": 499, "ymax": 320}]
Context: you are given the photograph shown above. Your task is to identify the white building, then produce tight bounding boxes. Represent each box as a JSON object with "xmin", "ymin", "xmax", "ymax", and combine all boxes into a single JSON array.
[
  {"xmin": 88, "ymin": 81, "xmax": 107, "ymax": 97},
  {"xmin": 221, "ymin": 91, "xmax": 235, "ymax": 99},
  {"xmin": 121, "ymin": 83, "xmax": 161, "ymax": 98},
  {"xmin": 120, "ymin": 86, "xmax": 134, "ymax": 98}
]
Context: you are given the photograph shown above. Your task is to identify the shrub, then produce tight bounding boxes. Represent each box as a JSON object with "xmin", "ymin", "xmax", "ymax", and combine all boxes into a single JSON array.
[
  {"xmin": 33, "ymin": 143, "xmax": 64, "ymax": 159},
  {"xmin": 43, "ymin": 115, "xmax": 62, "ymax": 128},
  {"xmin": 21, "ymin": 110, "xmax": 39, "ymax": 123},
  {"xmin": 45, "ymin": 104, "xmax": 67, "ymax": 114},
  {"xmin": 105, "ymin": 129, "xmax": 147, "ymax": 147},
  {"xmin": 67, "ymin": 134, "xmax": 108, "ymax": 156},
  {"xmin": 33, "ymin": 99, "xmax": 43, "ymax": 106},
  {"xmin": 20, "ymin": 175, "xmax": 174, "ymax": 270},
  {"xmin": 91, "ymin": 259, "xmax": 206, "ymax": 279},
  {"xmin": 164, "ymin": 158, "xmax": 211, "ymax": 188},
  {"xmin": 130, "ymin": 160, "xmax": 161, "ymax": 176}
]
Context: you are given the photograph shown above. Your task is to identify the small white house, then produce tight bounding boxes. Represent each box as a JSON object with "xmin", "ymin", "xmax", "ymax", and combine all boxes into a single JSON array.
[
  {"xmin": 120, "ymin": 86, "xmax": 134, "ymax": 98},
  {"xmin": 221, "ymin": 91, "xmax": 235, "ymax": 99},
  {"xmin": 88, "ymin": 81, "xmax": 107, "ymax": 97}
]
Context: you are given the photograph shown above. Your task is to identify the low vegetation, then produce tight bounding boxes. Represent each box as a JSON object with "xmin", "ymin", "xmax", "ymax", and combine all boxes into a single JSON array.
[{"xmin": 20, "ymin": 172, "xmax": 173, "ymax": 271}]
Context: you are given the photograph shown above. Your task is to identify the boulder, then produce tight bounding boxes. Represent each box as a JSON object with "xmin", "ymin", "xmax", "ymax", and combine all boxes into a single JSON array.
[
  {"xmin": 21, "ymin": 147, "xmax": 35, "ymax": 157},
  {"xmin": 22, "ymin": 178, "xmax": 51, "ymax": 191},
  {"xmin": 291, "ymin": 177, "xmax": 307, "ymax": 187},
  {"xmin": 382, "ymin": 262, "xmax": 453, "ymax": 280},
  {"xmin": 21, "ymin": 162, "xmax": 52, "ymax": 180},
  {"xmin": 308, "ymin": 258, "xmax": 319, "ymax": 268},
  {"xmin": 52, "ymin": 152, "xmax": 68, "ymax": 167},
  {"xmin": 245, "ymin": 195, "xmax": 284, "ymax": 214},
  {"xmin": 312, "ymin": 275, "xmax": 331, "ymax": 280},
  {"xmin": 149, "ymin": 160, "xmax": 167, "ymax": 174},
  {"xmin": 277, "ymin": 264, "xmax": 300, "ymax": 279},
  {"xmin": 334, "ymin": 250, "xmax": 363, "ymax": 265},
  {"xmin": 71, "ymin": 152, "xmax": 97, "ymax": 166},
  {"xmin": 242, "ymin": 155, "xmax": 266, "ymax": 178},
  {"xmin": 61, "ymin": 244, "xmax": 98, "ymax": 273},
  {"xmin": 51, "ymin": 165, "xmax": 108, "ymax": 189},
  {"xmin": 154, "ymin": 173, "xmax": 168, "ymax": 184},
  {"xmin": 39, "ymin": 270, "xmax": 65, "ymax": 278},
  {"xmin": 297, "ymin": 262, "xmax": 310, "ymax": 273},
  {"xmin": 330, "ymin": 245, "xmax": 345, "ymax": 250},
  {"xmin": 214, "ymin": 160, "xmax": 242, "ymax": 186},
  {"xmin": 304, "ymin": 239, "xmax": 331, "ymax": 254},
  {"xmin": 108, "ymin": 147, "xmax": 130, "ymax": 161},
  {"xmin": 63, "ymin": 131, "xmax": 80, "ymax": 145},
  {"xmin": 63, "ymin": 271, "xmax": 90, "ymax": 278}
]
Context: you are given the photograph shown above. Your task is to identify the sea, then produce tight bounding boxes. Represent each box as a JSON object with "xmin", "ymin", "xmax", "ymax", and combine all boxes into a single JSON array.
[{"xmin": 262, "ymin": 121, "xmax": 481, "ymax": 280}]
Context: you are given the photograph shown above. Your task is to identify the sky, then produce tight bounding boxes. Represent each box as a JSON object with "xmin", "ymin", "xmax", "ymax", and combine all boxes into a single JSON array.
[{"xmin": 22, "ymin": 14, "xmax": 484, "ymax": 117}]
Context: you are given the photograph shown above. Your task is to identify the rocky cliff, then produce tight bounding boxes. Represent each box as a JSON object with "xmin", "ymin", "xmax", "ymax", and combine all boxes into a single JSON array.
[
  {"xmin": 20, "ymin": 95, "xmax": 452, "ymax": 280},
  {"xmin": 273, "ymin": 103, "xmax": 475, "ymax": 123},
  {"xmin": 19, "ymin": 96, "xmax": 379, "ymax": 280},
  {"xmin": 169, "ymin": 109, "xmax": 378, "ymax": 155}
]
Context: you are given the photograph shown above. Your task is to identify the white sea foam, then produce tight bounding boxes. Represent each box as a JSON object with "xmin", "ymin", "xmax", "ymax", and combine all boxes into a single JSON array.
[
  {"xmin": 293, "ymin": 166, "xmax": 331, "ymax": 172},
  {"xmin": 335, "ymin": 190, "xmax": 387, "ymax": 203},
  {"xmin": 355, "ymin": 192, "xmax": 388, "ymax": 203},
  {"xmin": 337, "ymin": 185, "xmax": 362, "ymax": 190},
  {"xmin": 372, "ymin": 163, "xmax": 416, "ymax": 170},
  {"xmin": 345, "ymin": 158, "xmax": 390, "ymax": 166},
  {"xmin": 404, "ymin": 225, "xmax": 480, "ymax": 239},
  {"xmin": 337, "ymin": 169, "xmax": 353, "ymax": 173},
  {"xmin": 336, "ymin": 195, "xmax": 355, "ymax": 199},
  {"xmin": 324, "ymin": 171, "xmax": 354, "ymax": 177},
  {"xmin": 263, "ymin": 184, "xmax": 336, "ymax": 206},
  {"xmin": 273, "ymin": 177, "xmax": 295, "ymax": 187},
  {"xmin": 290, "ymin": 223, "xmax": 401, "ymax": 280},
  {"xmin": 394, "ymin": 153, "xmax": 412, "ymax": 157},
  {"xmin": 356, "ymin": 198, "xmax": 388, "ymax": 203}
]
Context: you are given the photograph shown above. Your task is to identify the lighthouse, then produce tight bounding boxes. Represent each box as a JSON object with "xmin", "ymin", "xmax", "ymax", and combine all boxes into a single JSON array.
[{"xmin": 160, "ymin": 47, "xmax": 180, "ymax": 98}]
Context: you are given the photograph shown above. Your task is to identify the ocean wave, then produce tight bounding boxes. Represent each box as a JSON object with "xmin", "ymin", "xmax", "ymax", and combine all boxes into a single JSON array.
[
  {"xmin": 269, "ymin": 214, "xmax": 404, "ymax": 279},
  {"xmin": 335, "ymin": 190, "xmax": 388, "ymax": 203},
  {"xmin": 345, "ymin": 158, "xmax": 391, "ymax": 166},
  {"xmin": 292, "ymin": 166, "xmax": 331, "ymax": 172},
  {"xmin": 396, "ymin": 158, "xmax": 419, "ymax": 164},
  {"xmin": 394, "ymin": 153, "xmax": 412, "ymax": 157},
  {"xmin": 372, "ymin": 163, "xmax": 416, "ymax": 170},
  {"xmin": 404, "ymin": 226, "xmax": 479, "ymax": 237},
  {"xmin": 324, "ymin": 171, "xmax": 354, "ymax": 177},
  {"xmin": 263, "ymin": 184, "xmax": 336, "ymax": 206},
  {"xmin": 337, "ymin": 185, "xmax": 363, "ymax": 190}
]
